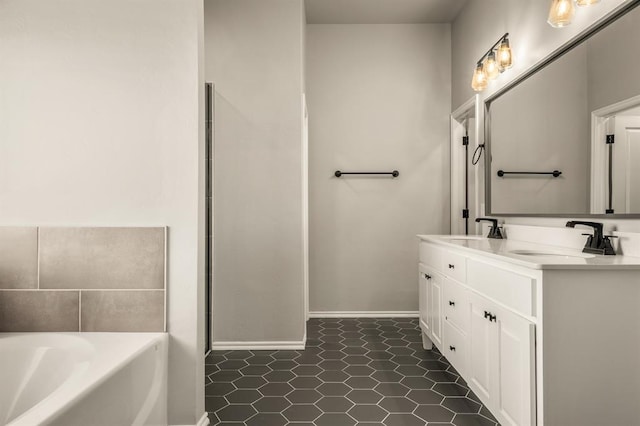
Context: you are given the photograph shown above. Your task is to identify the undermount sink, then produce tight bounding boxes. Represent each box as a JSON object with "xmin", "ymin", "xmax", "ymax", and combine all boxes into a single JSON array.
[{"xmin": 508, "ymin": 249, "xmax": 596, "ymax": 259}]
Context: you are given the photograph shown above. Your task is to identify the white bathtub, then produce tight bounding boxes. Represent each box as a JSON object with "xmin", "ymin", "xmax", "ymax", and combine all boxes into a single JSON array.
[{"xmin": 0, "ymin": 333, "xmax": 167, "ymax": 426}]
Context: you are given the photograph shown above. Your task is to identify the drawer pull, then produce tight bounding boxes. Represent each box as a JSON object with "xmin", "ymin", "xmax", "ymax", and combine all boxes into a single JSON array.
[
  {"xmin": 424, "ymin": 274, "xmax": 431, "ymax": 280},
  {"xmin": 484, "ymin": 311, "xmax": 497, "ymax": 322},
  {"xmin": 449, "ymin": 301, "xmax": 455, "ymax": 306},
  {"xmin": 449, "ymin": 345, "xmax": 456, "ymax": 352},
  {"xmin": 448, "ymin": 264, "xmax": 455, "ymax": 269}
]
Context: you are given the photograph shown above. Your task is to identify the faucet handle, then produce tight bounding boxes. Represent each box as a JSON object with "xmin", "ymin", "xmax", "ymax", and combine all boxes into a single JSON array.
[
  {"xmin": 583, "ymin": 234, "xmax": 594, "ymax": 245},
  {"xmin": 602, "ymin": 235, "xmax": 618, "ymax": 255}
]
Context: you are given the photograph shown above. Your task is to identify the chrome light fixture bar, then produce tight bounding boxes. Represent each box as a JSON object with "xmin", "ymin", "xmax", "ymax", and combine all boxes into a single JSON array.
[{"xmin": 471, "ymin": 33, "xmax": 513, "ymax": 92}]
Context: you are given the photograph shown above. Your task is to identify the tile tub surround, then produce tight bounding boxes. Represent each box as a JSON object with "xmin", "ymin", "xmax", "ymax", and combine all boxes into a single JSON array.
[
  {"xmin": 0, "ymin": 290, "xmax": 79, "ymax": 332},
  {"xmin": 0, "ymin": 226, "xmax": 166, "ymax": 332},
  {"xmin": 39, "ymin": 227, "xmax": 165, "ymax": 290},
  {"xmin": 81, "ymin": 290, "xmax": 165, "ymax": 332},
  {"xmin": 0, "ymin": 227, "xmax": 38, "ymax": 289},
  {"xmin": 205, "ymin": 318, "xmax": 498, "ymax": 426}
]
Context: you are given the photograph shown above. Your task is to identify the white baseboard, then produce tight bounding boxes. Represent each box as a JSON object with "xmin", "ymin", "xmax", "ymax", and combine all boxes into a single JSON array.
[
  {"xmin": 212, "ymin": 340, "xmax": 305, "ymax": 351},
  {"xmin": 309, "ymin": 311, "xmax": 419, "ymax": 318},
  {"xmin": 170, "ymin": 412, "xmax": 209, "ymax": 426},
  {"xmin": 197, "ymin": 412, "xmax": 210, "ymax": 426}
]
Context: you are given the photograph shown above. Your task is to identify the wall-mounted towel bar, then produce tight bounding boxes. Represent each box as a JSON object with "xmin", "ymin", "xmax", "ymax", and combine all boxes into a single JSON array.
[
  {"xmin": 497, "ymin": 170, "xmax": 562, "ymax": 178},
  {"xmin": 335, "ymin": 170, "xmax": 399, "ymax": 178}
]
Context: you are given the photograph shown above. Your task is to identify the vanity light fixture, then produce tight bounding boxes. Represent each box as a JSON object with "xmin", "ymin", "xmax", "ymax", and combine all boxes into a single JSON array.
[
  {"xmin": 471, "ymin": 62, "xmax": 488, "ymax": 91},
  {"xmin": 576, "ymin": 0, "xmax": 600, "ymax": 6},
  {"xmin": 548, "ymin": 0, "xmax": 601, "ymax": 28},
  {"xmin": 548, "ymin": 0, "xmax": 575, "ymax": 27},
  {"xmin": 496, "ymin": 38, "xmax": 513, "ymax": 70},
  {"xmin": 470, "ymin": 33, "xmax": 513, "ymax": 92},
  {"xmin": 484, "ymin": 51, "xmax": 500, "ymax": 80}
]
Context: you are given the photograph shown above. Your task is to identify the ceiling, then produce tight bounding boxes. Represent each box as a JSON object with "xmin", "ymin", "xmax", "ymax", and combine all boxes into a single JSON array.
[{"xmin": 305, "ymin": 0, "xmax": 468, "ymax": 24}]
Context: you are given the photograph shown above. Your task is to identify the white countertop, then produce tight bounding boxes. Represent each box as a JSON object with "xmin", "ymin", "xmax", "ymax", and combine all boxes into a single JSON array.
[{"xmin": 417, "ymin": 235, "xmax": 640, "ymax": 270}]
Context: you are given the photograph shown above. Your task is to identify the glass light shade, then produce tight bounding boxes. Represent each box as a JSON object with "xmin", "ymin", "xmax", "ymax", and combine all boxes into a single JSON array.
[
  {"xmin": 471, "ymin": 64, "xmax": 488, "ymax": 92},
  {"xmin": 497, "ymin": 39, "xmax": 513, "ymax": 70},
  {"xmin": 483, "ymin": 52, "xmax": 500, "ymax": 80},
  {"xmin": 547, "ymin": 0, "xmax": 575, "ymax": 27},
  {"xmin": 576, "ymin": 0, "xmax": 600, "ymax": 6}
]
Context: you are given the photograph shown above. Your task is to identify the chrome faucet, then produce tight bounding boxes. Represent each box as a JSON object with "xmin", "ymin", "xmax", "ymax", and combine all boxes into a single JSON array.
[
  {"xmin": 476, "ymin": 218, "xmax": 503, "ymax": 239},
  {"xmin": 565, "ymin": 221, "xmax": 616, "ymax": 255}
]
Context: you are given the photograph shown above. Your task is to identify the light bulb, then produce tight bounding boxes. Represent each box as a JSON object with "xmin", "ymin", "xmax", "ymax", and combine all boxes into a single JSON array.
[
  {"xmin": 471, "ymin": 63, "xmax": 488, "ymax": 92},
  {"xmin": 576, "ymin": 0, "xmax": 600, "ymax": 6},
  {"xmin": 497, "ymin": 38, "xmax": 513, "ymax": 70},
  {"xmin": 483, "ymin": 51, "xmax": 500, "ymax": 80},
  {"xmin": 547, "ymin": 0, "xmax": 575, "ymax": 28}
]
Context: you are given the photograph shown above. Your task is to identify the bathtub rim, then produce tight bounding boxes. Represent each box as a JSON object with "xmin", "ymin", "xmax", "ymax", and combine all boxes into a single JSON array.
[{"xmin": 1, "ymin": 332, "xmax": 167, "ymax": 426}]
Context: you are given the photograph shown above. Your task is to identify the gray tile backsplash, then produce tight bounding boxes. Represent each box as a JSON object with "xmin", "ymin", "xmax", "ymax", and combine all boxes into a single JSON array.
[
  {"xmin": 39, "ymin": 227, "xmax": 165, "ymax": 290},
  {"xmin": 81, "ymin": 290, "xmax": 165, "ymax": 332},
  {"xmin": 0, "ymin": 291, "xmax": 80, "ymax": 332},
  {"xmin": 0, "ymin": 226, "xmax": 166, "ymax": 332},
  {"xmin": 0, "ymin": 227, "xmax": 38, "ymax": 289}
]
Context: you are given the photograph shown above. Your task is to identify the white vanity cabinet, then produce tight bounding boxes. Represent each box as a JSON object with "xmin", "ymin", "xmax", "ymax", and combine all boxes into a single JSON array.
[
  {"xmin": 468, "ymin": 291, "xmax": 535, "ymax": 426},
  {"xmin": 419, "ymin": 244, "xmax": 535, "ymax": 426},
  {"xmin": 418, "ymin": 235, "xmax": 640, "ymax": 426},
  {"xmin": 419, "ymin": 245, "xmax": 473, "ymax": 378}
]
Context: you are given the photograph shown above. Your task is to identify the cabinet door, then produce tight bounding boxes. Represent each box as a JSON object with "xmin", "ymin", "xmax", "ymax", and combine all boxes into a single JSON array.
[
  {"xmin": 429, "ymin": 272, "xmax": 443, "ymax": 348},
  {"xmin": 468, "ymin": 292, "xmax": 498, "ymax": 407},
  {"xmin": 495, "ymin": 306, "xmax": 536, "ymax": 426},
  {"xmin": 418, "ymin": 264, "xmax": 431, "ymax": 336}
]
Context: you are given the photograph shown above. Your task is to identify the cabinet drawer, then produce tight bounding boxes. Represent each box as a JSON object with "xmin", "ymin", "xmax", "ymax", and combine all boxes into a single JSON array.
[
  {"xmin": 419, "ymin": 242, "xmax": 443, "ymax": 270},
  {"xmin": 443, "ymin": 320, "xmax": 467, "ymax": 376},
  {"xmin": 443, "ymin": 277, "xmax": 470, "ymax": 333},
  {"xmin": 467, "ymin": 259, "xmax": 535, "ymax": 317},
  {"xmin": 442, "ymin": 251, "xmax": 466, "ymax": 283}
]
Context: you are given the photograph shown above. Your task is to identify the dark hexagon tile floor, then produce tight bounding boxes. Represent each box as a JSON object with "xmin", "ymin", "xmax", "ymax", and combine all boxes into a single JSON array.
[{"xmin": 205, "ymin": 318, "xmax": 500, "ymax": 425}]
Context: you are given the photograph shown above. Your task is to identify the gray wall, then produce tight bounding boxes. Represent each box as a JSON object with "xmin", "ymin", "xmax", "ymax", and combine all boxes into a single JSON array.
[
  {"xmin": 587, "ymin": 4, "xmax": 640, "ymax": 112},
  {"xmin": 307, "ymin": 24, "xmax": 451, "ymax": 313},
  {"xmin": 205, "ymin": 0, "xmax": 306, "ymax": 343},
  {"xmin": 0, "ymin": 1, "xmax": 205, "ymax": 423}
]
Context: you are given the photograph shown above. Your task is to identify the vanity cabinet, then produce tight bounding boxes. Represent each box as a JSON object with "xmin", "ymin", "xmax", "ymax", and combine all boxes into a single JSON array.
[
  {"xmin": 419, "ymin": 241, "xmax": 535, "ymax": 426},
  {"xmin": 418, "ymin": 235, "xmax": 640, "ymax": 426},
  {"xmin": 419, "ymin": 244, "xmax": 473, "ymax": 379},
  {"xmin": 468, "ymin": 291, "xmax": 535, "ymax": 426}
]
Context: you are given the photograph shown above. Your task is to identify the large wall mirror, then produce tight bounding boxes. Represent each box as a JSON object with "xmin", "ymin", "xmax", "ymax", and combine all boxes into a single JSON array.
[{"xmin": 485, "ymin": 1, "xmax": 640, "ymax": 217}]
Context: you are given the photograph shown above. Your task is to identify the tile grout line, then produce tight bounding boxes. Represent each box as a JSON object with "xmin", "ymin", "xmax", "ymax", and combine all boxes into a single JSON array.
[
  {"xmin": 36, "ymin": 227, "xmax": 40, "ymax": 290},
  {"xmin": 163, "ymin": 226, "xmax": 167, "ymax": 333},
  {"xmin": 79, "ymin": 290, "xmax": 82, "ymax": 332},
  {"xmin": 0, "ymin": 288, "xmax": 165, "ymax": 292}
]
